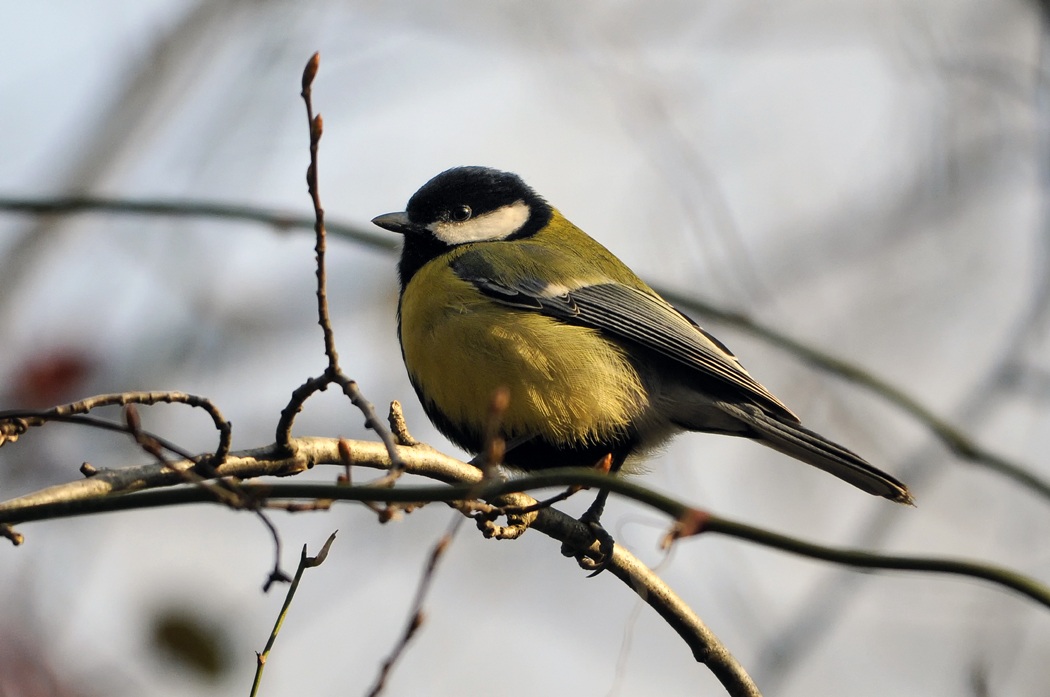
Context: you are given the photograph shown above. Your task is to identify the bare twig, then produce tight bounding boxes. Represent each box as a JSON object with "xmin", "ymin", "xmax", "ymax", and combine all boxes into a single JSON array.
[
  {"xmin": 366, "ymin": 517, "xmax": 463, "ymax": 697},
  {"xmin": 272, "ymin": 55, "xmax": 407, "ymax": 489},
  {"xmin": 122, "ymin": 405, "xmax": 290, "ymax": 588},
  {"xmin": 0, "ymin": 524, "xmax": 23, "ymax": 546},
  {"xmin": 387, "ymin": 401, "xmax": 418, "ymax": 447},
  {"xmin": 338, "ymin": 376, "xmax": 407, "ymax": 485},
  {"xmin": 499, "ymin": 486, "xmax": 584, "ymax": 516},
  {"xmin": 0, "ymin": 391, "xmax": 232, "ymax": 462},
  {"xmin": 2, "ymin": 412, "xmax": 196, "ymax": 460},
  {"xmin": 300, "ymin": 52, "xmax": 338, "ymax": 371},
  {"xmin": 251, "ymin": 532, "xmax": 337, "ymax": 697}
]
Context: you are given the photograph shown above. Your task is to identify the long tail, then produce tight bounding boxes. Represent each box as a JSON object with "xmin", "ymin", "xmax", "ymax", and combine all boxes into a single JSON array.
[{"xmin": 719, "ymin": 403, "xmax": 913, "ymax": 505}]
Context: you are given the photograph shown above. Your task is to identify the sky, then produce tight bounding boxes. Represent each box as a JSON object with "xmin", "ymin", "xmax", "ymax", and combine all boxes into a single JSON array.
[{"xmin": 1, "ymin": 1, "xmax": 1049, "ymax": 696}]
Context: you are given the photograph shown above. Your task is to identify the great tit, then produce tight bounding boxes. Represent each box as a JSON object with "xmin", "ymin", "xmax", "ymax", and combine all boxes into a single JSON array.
[{"xmin": 372, "ymin": 166, "xmax": 912, "ymax": 507}]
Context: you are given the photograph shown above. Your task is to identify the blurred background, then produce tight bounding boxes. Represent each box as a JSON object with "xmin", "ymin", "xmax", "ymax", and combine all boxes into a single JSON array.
[{"xmin": 2, "ymin": 1, "xmax": 1049, "ymax": 695}]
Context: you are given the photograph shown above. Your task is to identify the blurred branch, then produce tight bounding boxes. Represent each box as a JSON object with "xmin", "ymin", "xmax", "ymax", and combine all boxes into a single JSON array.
[
  {"xmin": 0, "ymin": 0, "xmax": 252, "ymax": 327},
  {"xmin": 658, "ymin": 288, "xmax": 1050, "ymax": 503},
  {"xmin": 0, "ymin": 195, "xmax": 395, "ymax": 253},
  {"xmin": 1001, "ymin": 362, "xmax": 1050, "ymax": 401},
  {"xmin": 366, "ymin": 517, "xmax": 462, "ymax": 697},
  {"xmin": 753, "ymin": 19, "xmax": 1050, "ymax": 680}
]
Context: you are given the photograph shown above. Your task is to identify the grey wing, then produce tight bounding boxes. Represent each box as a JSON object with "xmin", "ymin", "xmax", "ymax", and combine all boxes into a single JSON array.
[
  {"xmin": 452, "ymin": 252, "xmax": 914, "ymax": 505},
  {"xmin": 451, "ymin": 254, "xmax": 798, "ymax": 422}
]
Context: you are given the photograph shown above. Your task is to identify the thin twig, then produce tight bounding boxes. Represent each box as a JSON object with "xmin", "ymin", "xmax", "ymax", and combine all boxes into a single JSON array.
[
  {"xmin": 122, "ymin": 405, "xmax": 290, "ymax": 587},
  {"xmin": 251, "ymin": 532, "xmax": 337, "ymax": 697},
  {"xmin": 0, "ymin": 524, "xmax": 23, "ymax": 546},
  {"xmin": 366, "ymin": 516, "xmax": 463, "ymax": 697},
  {"xmin": 3, "ymin": 412, "xmax": 197, "ymax": 460},
  {"xmin": 300, "ymin": 52, "xmax": 338, "ymax": 371},
  {"xmin": 498, "ymin": 486, "xmax": 584, "ymax": 516},
  {"xmin": 0, "ymin": 195, "xmax": 396, "ymax": 253},
  {"xmin": 272, "ymin": 55, "xmax": 407, "ymax": 487},
  {"xmin": 336, "ymin": 374, "xmax": 408, "ymax": 484},
  {"xmin": 0, "ymin": 391, "xmax": 232, "ymax": 461}
]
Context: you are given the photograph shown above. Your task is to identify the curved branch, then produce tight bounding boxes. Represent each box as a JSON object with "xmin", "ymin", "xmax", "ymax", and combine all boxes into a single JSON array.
[{"xmin": 0, "ymin": 391, "xmax": 232, "ymax": 461}]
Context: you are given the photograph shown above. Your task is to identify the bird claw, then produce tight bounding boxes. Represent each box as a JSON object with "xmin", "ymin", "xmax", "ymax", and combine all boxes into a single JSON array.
[{"xmin": 560, "ymin": 514, "xmax": 615, "ymax": 575}]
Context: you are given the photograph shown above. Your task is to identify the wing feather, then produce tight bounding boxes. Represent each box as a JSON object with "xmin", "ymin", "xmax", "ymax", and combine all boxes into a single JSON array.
[{"xmin": 452, "ymin": 252, "xmax": 797, "ymax": 421}]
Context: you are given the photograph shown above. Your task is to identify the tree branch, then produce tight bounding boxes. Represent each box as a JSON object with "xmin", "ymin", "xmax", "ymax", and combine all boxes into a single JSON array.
[{"xmin": 2, "ymin": 441, "xmax": 1048, "ymax": 613}]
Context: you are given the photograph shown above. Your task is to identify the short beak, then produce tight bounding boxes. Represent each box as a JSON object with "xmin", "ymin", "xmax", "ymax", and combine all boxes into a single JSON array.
[{"xmin": 371, "ymin": 211, "xmax": 416, "ymax": 235}]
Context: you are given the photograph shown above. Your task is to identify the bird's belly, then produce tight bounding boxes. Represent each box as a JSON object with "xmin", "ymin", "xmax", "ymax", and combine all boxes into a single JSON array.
[{"xmin": 400, "ymin": 288, "xmax": 649, "ymax": 451}]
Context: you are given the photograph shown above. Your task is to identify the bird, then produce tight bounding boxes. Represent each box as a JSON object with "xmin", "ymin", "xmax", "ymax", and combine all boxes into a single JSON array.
[{"xmin": 372, "ymin": 166, "xmax": 913, "ymax": 526}]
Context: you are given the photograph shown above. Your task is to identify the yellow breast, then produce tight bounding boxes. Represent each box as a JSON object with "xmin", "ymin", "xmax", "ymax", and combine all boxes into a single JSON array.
[{"xmin": 399, "ymin": 258, "xmax": 649, "ymax": 448}]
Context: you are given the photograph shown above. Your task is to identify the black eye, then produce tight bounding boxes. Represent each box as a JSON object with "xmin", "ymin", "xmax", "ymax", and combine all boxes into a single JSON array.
[{"xmin": 450, "ymin": 205, "xmax": 472, "ymax": 222}]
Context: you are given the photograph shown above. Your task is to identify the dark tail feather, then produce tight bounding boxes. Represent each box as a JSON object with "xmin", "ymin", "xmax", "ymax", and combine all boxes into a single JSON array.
[{"xmin": 720, "ymin": 403, "xmax": 914, "ymax": 505}]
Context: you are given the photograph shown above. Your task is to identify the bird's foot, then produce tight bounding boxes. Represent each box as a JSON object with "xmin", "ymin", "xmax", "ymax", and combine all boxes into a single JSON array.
[
  {"xmin": 560, "ymin": 503, "xmax": 615, "ymax": 576},
  {"xmin": 559, "ymin": 454, "xmax": 618, "ymax": 574}
]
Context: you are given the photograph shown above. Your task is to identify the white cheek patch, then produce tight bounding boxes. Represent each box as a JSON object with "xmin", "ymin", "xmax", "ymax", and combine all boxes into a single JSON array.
[{"xmin": 428, "ymin": 200, "xmax": 530, "ymax": 244}]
